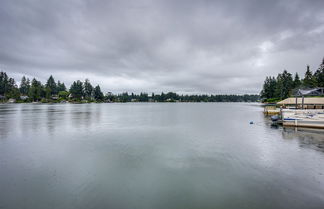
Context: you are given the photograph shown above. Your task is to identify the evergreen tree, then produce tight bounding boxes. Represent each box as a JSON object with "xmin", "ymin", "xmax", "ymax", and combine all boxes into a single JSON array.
[
  {"xmin": 69, "ymin": 80, "xmax": 84, "ymax": 99},
  {"xmin": 6, "ymin": 87, "xmax": 20, "ymax": 99},
  {"xmin": 28, "ymin": 78, "xmax": 42, "ymax": 101},
  {"xmin": 93, "ymin": 85, "xmax": 104, "ymax": 101},
  {"xmin": 45, "ymin": 75, "xmax": 57, "ymax": 97},
  {"xmin": 7, "ymin": 78, "xmax": 16, "ymax": 93},
  {"xmin": 0, "ymin": 72, "xmax": 9, "ymax": 95},
  {"xmin": 4, "ymin": 77, "xmax": 20, "ymax": 99},
  {"xmin": 303, "ymin": 65, "xmax": 317, "ymax": 87},
  {"xmin": 314, "ymin": 57, "xmax": 324, "ymax": 87},
  {"xmin": 260, "ymin": 76, "xmax": 277, "ymax": 99},
  {"xmin": 19, "ymin": 76, "xmax": 30, "ymax": 95},
  {"xmin": 84, "ymin": 79, "xmax": 93, "ymax": 100},
  {"xmin": 139, "ymin": 92, "xmax": 148, "ymax": 102},
  {"xmin": 57, "ymin": 81, "xmax": 66, "ymax": 92},
  {"xmin": 119, "ymin": 92, "xmax": 130, "ymax": 102},
  {"xmin": 274, "ymin": 70, "xmax": 293, "ymax": 99},
  {"xmin": 293, "ymin": 73, "xmax": 301, "ymax": 89}
]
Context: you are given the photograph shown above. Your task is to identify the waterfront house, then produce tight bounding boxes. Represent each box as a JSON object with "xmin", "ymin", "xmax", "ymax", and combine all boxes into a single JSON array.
[
  {"xmin": 20, "ymin": 95, "xmax": 29, "ymax": 100},
  {"xmin": 8, "ymin": 98, "xmax": 16, "ymax": 103}
]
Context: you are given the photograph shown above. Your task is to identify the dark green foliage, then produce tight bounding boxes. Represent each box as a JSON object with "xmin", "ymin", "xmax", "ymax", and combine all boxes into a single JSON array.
[
  {"xmin": 6, "ymin": 78, "xmax": 19, "ymax": 99},
  {"xmin": 112, "ymin": 92, "xmax": 259, "ymax": 102},
  {"xmin": 0, "ymin": 72, "xmax": 20, "ymax": 99},
  {"xmin": 260, "ymin": 76, "xmax": 276, "ymax": 99},
  {"xmin": 302, "ymin": 65, "xmax": 317, "ymax": 87},
  {"xmin": 6, "ymin": 87, "xmax": 20, "ymax": 99},
  {"xmin": 263, "ymin": 98, "xmax": 281, "ymax": 103},
  {"xmin": 28, "ymin": 78, "xmax": 43, "ymax": 101},
  {"xmin": 0, "ymin": 72, "xmax": 9, "ymax": 95},
  {"xmin": 57, "ymin": 81, "xmax": 66, "ymax": 92},
  {"xmin": 0, "ymin": 71, "xmax": 260, "ymax": 103},
  {"xmin": 139, "ymin": 93, "xmax": 148, "ymax": 102},
  {"xmin": 69, "ymin": 80, "xmax": 84, "ymax": 99},
  {"xmin": 117, "ymin": 92, "xmax": 130, "ymax": 102},
  {"xmin": 58, "ymin": 91, "xmax": 69, "ymax": 99},
  {"xmin": 261, "ymin": 57, "xmax": 324, "ymax": 101},
  {"xmin": 0, "ymin": 72, "xmax": 14, "ymax": 95},
  {"xmin": 314, "ymin": 58, "xmax": 324, "ymax": 87},
  {"xmin": 274, "ymin": 70, "xmax": 293, "ymax": 99},
  {"xmin": 84, "ymin": 79, "xmax": 93, "ymax": 100},
  {"xmin": 45, "ymin": 75, "xmax": 57, "ymax": 97},
  {"xmin": 93, "ymin": 85, "xmax": 104, "ymax": 101},
  {"xmin": 293, "ymin": 73, "xmax": 301, "ymax": 89},
  {"xmin": 19, "ymin": 76, "xmax": 30, "ymax": 95}
]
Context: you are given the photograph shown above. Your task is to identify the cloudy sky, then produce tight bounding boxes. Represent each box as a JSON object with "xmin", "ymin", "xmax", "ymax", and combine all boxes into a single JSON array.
[{"xmin": 1, "ymin": 0, "xmax": 324, "ymax": 94}]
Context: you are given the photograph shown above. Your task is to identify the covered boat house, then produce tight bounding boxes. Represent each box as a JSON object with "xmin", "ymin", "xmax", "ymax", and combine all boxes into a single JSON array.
[
  {"xmin": 277, "ymin": 97, "xmax": 324, "ymax": 109},
  {"xmin": 277, "ymin": 88, "xmax": 324, "ymax": 109}
]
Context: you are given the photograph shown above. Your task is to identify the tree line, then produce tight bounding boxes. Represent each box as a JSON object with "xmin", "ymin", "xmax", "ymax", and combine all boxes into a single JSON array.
[
  {"xmin": 260, "ymin": 57, "xmax": 324, "ymax": 102},
  {"xmin": 0, "ymin": 71, "xmax": 259, "ymax": 103},
  {"xmin": 0, "ymin": 73, "xmax": 104, "ymax": 102},
  {"xmin": 112, "ymin": 92, "xmax": 259, "ymax": 103}
]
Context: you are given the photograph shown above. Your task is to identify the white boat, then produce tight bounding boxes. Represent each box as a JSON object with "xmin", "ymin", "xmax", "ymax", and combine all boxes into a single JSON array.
[{"xmin": 281, "ymin": 109, "xmax": 324, "ymax": 128}]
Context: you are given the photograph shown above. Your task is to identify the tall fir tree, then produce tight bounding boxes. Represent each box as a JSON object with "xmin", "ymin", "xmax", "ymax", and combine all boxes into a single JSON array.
[
  {"xmin": 69, "ymin": 80, "xmax": 84, "ymax": 99},
  {"xmin": 84, "ymin": 79, "xmax": 93, "ymax": 100},
  {"xmin": 260, "ymin": 76, "xmax": 277, "ymax": 99},
  {"xmin": 57, "ymin": 81, "xmax": 66, "ymax": 92},
  {"xmin": 293, "ymin": 73, "xmax": 301, "ymax": 89},
  {"xmin": 45, "ymin": 75, "xmax": 57, "ymax": 97},
  {"xmin": 28, "ymin": 78, "xmax": 42, "ymax": 101},
  {"xmin": 19, "ymin": 76, "xmax": 30, "ymax": 95},
  {"xmin": 0, "ymin": 72, "xmax": 9, "ymax": 95},
  {"xmin": 93, "ymin": 85, "xmax": 104, "ymax": 101},
  {"xmin": 314, "ymin": 57, "xmax": 324, "ymax": 87},
  {"xmin": 303, "ymin": 65, "xmax": 317, "ymax": 87}
]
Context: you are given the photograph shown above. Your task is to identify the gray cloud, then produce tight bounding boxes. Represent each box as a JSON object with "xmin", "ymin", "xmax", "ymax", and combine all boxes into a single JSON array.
[{"xmin": 1, "ymin": 0, "xmax": 324, "ymax": 94}]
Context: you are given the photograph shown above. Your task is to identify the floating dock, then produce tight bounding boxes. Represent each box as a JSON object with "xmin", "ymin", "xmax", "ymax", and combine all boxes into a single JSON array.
[
  {"xmin": 281, "ymin": 109, "xmax": 324, "ymax": 129},
  {"xmin": 263, "ymin": 104, "xmax": 280, "ymax": 115}
]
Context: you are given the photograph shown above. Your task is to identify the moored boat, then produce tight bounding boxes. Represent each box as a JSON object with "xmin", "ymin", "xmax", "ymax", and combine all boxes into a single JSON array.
[
  {"xmin": 281, "ymin": 109, "xmax": 324, "ymax": 128},
  {"xmin": 274, "ymin": 88, "xmax": 324, "ymax": 129}
]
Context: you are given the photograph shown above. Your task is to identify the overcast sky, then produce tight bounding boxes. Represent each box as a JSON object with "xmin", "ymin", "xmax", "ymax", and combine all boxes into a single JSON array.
[{"xmin": 1, "ymin": 0, "xmax": 324, "ymax": 94}]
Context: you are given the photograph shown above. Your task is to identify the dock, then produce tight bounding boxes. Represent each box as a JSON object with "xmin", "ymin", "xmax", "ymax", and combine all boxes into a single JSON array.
[{"xmin": 270, "ymin": 88, "xmax": 324, "ymax": 129}]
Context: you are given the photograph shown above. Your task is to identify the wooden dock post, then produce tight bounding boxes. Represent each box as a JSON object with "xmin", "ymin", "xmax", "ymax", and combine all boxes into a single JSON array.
[{"xmin": 295, "ymin": 97, "xmax": 298, "ymax": 109}]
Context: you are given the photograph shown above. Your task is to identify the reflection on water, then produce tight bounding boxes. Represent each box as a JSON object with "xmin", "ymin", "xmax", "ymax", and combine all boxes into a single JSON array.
[
  {"xmin": 262, "ymin": 113, "xmax": 324, "ymax": 152},
  {"xmin": 282, "ymin": 127, "xmax": 324, "ymax": 152},
  {"xmin": 0, "ymin": 103, "xmax": 324, "ymax": 209}
]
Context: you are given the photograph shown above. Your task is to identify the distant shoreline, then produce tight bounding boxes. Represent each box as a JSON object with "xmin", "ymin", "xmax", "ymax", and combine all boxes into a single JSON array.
[
  {"xmin": 1, "ymin": 71, "xmax": 260, "ymax": 103},
  {"xmin": 0, "ymin": 101, "xmax": 259, "ymax": 104}
]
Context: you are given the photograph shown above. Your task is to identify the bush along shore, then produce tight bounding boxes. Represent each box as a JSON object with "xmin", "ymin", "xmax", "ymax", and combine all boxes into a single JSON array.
[
  {"xmin": 0, "ymin": 71, "xmax": 259, "ymax": 103},
  {"xmin": 260, "ymin": 57, "xmax": 324, "ymax": 103}
]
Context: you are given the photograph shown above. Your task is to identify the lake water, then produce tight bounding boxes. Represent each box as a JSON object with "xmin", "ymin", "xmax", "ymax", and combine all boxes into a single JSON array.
[{"xmin": 0, "ymin": 103, "xmax": 323, "ymax": 209}]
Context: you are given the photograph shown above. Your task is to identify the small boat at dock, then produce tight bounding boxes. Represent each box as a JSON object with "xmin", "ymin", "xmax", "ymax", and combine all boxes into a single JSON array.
[
  {"xmin": 281, "ymin": 109, "xmax": 324, "ymax": 128},
  {"xmin": 270, "ymin": 88, "xmax": 324, "ymax": 129}
]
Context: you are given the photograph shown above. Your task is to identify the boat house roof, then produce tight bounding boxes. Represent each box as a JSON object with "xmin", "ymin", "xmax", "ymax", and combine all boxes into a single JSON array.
[
  {"xmin": 294, "ymin": 88, "xmax": 324, "ymax": 96},
  {"xmin": 277, "ymin": 97, "xmax": 324, "ymax": 105}
]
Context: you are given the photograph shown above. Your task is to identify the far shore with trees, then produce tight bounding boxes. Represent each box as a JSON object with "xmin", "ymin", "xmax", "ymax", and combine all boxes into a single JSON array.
[
  {"xmin": 261, "ymin": 57, "xmax": 324, "ymax": 103},
  {"xmin": 0, "ymin": 71, "xmax": 259, "ymax": 103}
]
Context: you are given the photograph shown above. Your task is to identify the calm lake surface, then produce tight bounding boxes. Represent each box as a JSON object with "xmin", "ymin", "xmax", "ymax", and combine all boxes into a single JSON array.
[{"xmin": 0, "ymin": 103, "xmax": 323, "ymax": 209}]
